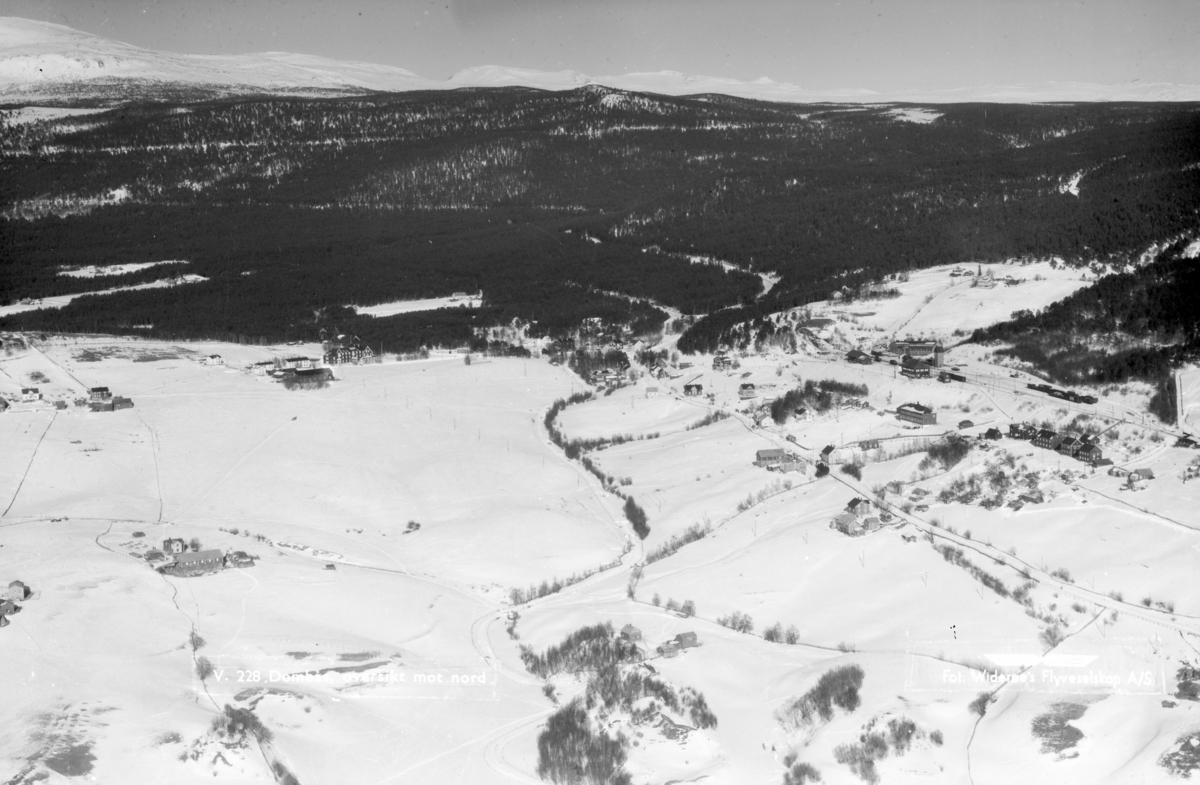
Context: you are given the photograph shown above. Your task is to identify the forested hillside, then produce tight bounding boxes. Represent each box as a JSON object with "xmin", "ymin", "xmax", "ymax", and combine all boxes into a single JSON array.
[
  {"xmin": 970, "ymin": 239, "xmax": 1200, "ymax": 421},
  {"xmin": 2, "ymin": 88, "xmax": 1197, "ymax": 351}
]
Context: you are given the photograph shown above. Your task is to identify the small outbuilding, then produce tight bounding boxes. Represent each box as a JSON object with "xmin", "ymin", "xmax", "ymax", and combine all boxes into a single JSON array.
[
  {"xmin": 657, "ymin": 641, "xmax": 680, "ymax": 658},
  {"xmin": 675, "ymin": 632, "xmax": 699, "ymax": 649},
  {"xmin": 225, "ymin": 551, "xmax": 256, "ymax": 568},
  {"xmin": 5, "ymin": 580, "xmax": 29, "ymax": 602},
  {"xmin": 1132, "ymin": 468, "xmax": 1155, "ymax": 481},
  {"xmin": 984, "ymin": 428, "xmax": 1003, "ymax": 441}
]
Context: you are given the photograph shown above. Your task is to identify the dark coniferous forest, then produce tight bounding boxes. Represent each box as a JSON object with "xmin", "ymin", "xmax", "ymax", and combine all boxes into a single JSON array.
[{"xmin": 1, "ymin": 87, "xmax": 1197, "ymax": 353}]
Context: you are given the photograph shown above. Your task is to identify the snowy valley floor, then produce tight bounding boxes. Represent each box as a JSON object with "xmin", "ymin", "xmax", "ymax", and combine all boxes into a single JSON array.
[{"xmin": 0, "ymin": 332, "xmax": 1198, "ymax": 785}]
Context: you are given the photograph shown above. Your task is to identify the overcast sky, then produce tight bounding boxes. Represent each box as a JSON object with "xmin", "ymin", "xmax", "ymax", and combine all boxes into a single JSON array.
[{"xmin": 2, "ymin": 0, "xmax": 1197, "ymax": 90}]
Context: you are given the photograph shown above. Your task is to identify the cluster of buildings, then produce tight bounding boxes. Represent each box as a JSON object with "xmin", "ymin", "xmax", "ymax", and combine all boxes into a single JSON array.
[
  {"xmin": 1014, "ymin": 425, "xmax": 1111, "ymax": 467},
  {"xmin": 0, "ymin": 580, "xmax": 31, "ymax": 628},
  {"xmin": 246, "ymin": 355, "xmax": 335, "ymax": 384},
  {"xmin": 588, "ymin": 367, "xmax": 627, "ymax": 387},
  {"xmin": 86, "ymin": 386, "xmax": 133, "ymax": 412},
  {"xmin": 619, "ymin": 624, "xmax": 700, "ymax": 659},
  {"xmin": 831, "ymin": 497, "xmax": 885, "ymax": 536},
  {"xmin": 889, "ymin": 340, "xmax": 946, "ymax": 368},
  {"xmin": 3, "ymin": 384, "xmax": 132, "ymax": 413},
  {"xmin": 150, "ymin": 538, "xmax": 257, "ymax": 577},
  {"xmin": 754, "ymin": 448, "xmax": 806, "ymax": 472},
  {"xmin": 322, "ymin": 335, "xmax": 378, "ymax": 366}
]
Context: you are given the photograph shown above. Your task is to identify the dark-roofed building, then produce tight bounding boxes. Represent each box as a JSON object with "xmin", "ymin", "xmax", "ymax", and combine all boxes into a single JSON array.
[
  {"xmin": 113, "ymin": 396, "xmax": 134, "ymax": 410},
  {"xmin": 1008, "ymin": 423, "xmax": 1035, "ymax": 439},
  {"xmin": 958, "ymin": 420, "xmax": 975, "ymax": 430},
  {"xmin": 1077, "ymin": 444, "xmax": 1105, "ymax": 466},
  {"xmin": 620, "ymin": 624, "xmax": 642, "ymax": 643},
  {"xmin": 89, "ymin": 387, "xmax": 111, "ymax": 402},
  {"xmin": 900, "ymin": 358, "xmax": 932, "ymax": 379},
  {"xmin": 984, "ymin": 427, "xmax": 1003, "ymax": 440},
  {"xmin": 1032, "ymin": 430, "xmax": 1063, "ymax": 450},
  {"xmin": 683, "ymin": 383, "xmax": 703, "ymax": 396},
  {"xmin": 1057, "ymin": 436, "xmax": 1083, "ymax": 456},
  {"xmin": 163, "ymin": 538, "xmax": 187, "ymax": 555},
  {"xmin": 846, "ymin": 498, "xmax": 870, "ymax": 517},
  {"xmin": 897, "ymin": 403, "xmax": 937, "ymax": 425},
  {"xmin": 166, "ymin": 549, "xmax": 224, "ymax": 576},
  {"xmin": 675, "ymin": 632, "xmax": 699, "ymax": 649}
]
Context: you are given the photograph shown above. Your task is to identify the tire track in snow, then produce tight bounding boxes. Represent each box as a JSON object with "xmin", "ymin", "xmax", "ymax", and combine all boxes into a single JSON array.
[{"xmin": 2, "ymin": 410, "xmax": 56, "ymax": 518}]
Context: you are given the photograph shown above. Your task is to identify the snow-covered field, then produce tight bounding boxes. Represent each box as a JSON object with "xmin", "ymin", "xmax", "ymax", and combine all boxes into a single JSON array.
[
  {"xmin": 352, "ymin": 294, "xmax": 481, "ymax": 317},
  {"xmin": 1, "ymin": 326, "xmax": 1197, "ymax": 784},
  {"xmin": 58, "ymin": 260, "xmax": 188, "ymax": 278},
  {"xmin": 0, "ymin": 274, "xmax": 207, "ymax": 317},
  {"xmin": 800, "ymin": 260, "xmax": 1092, "ymax": 344}
]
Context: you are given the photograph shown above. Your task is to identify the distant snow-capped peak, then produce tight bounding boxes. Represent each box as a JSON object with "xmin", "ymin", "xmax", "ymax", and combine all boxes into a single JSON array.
[{"xmin": 3, "ymin": 16, "xmax": 1199, "ymax": 106}]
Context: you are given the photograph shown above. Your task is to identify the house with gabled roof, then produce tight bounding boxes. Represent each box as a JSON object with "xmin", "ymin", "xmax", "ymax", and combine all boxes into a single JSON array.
[
  {"xmin": 1057, "ymin": 435, "xmax": 1083, "ymax": 456},
  {"xmin": 756, "ymin": 448, "xmax": 786, "ymax": 468},
  {"xmin": 846, "ymin": 498, "xmax": 870, "ymax": 517},
  {"xmin": 1077, "ymin": 444, "xmax": 1105, "ymax": 466},
  {"xmin": 897, "ymin": 403, "xmax": 937, "ymax": 425},
  {"xmin": 5, "ymin": 580, "xmax": 28, "ymax": 602}
]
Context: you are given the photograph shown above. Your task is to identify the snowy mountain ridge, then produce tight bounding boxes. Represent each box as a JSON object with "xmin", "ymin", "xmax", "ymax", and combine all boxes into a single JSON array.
[{"xmin": 4, "ymin": 16, "xmax": 1200, "ymax": 105}]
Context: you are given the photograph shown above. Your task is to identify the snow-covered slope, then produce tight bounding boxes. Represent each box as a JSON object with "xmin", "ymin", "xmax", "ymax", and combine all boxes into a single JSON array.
[
  {"xmin": 4, "ymin": 16, "xmax": 1200, "ymax": 106},
  {"xmin": 0, "ymin": 16, "xmax": 441, "ymax": 101}
]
